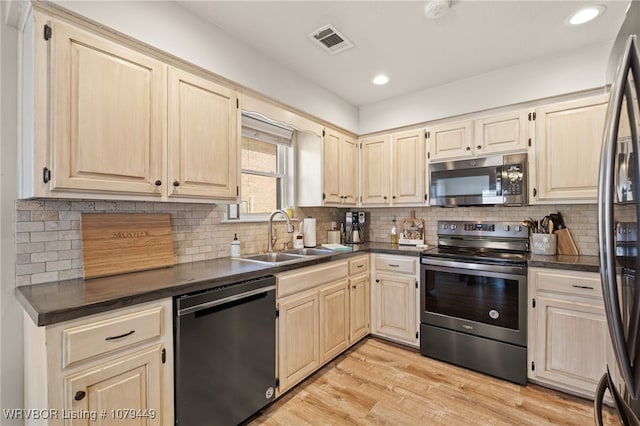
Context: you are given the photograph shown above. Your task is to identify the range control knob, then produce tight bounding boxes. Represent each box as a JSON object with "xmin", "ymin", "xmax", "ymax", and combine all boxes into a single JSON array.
[
  {"xmin": 451, "ymin": 224, "xmax": 457, "ymax": 230},
  {"xmin": 504, "ymin": 225, "xmax": 511, "ymax": 232},
  {"xmin": 443, "ymin": 224, "xmax": 449, "ymax": 230},
  {"xmin": 515, "ymin": 225, "xmax": 522, "ymax": 232}
]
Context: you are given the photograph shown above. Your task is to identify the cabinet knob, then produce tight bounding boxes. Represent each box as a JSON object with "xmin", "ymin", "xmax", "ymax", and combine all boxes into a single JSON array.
[
  {"xmin": 154, "ymin": 180, "xmax": 162, "ymax": 186},
  {"xmin": 376, "ymin": 279, "xmax": 380, "ymax": 283},
  {"xmin": 477, "ymin": 145, "xmax": 482, "ymax": 150},
  {"xmin": 173, "ymin": 181, "xmax": 180, "ymax": 187},
  {"xmin": 74, "ymin": 391, "xmax": 86, "ymax": 401},
  {"xmin": 392, "ymin": 195, "xmax": 396, "ymax": 199},
  {"xmin": 352, "ymin": 285, "xmax": 356, "ymax": 289},
  {"xmin": 383, "ymin": 196, "xmax": 388, "ymax": 200},
  {"xmin": 466, "ymin": 146, "xmax": 471, "ymax": 151}
]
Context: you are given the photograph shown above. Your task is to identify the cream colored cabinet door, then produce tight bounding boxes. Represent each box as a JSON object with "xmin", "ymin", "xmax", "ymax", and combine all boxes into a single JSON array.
[
  {"xmin": 319, "ymin": 280, "xmax": 350, "ymax": 363},
  {"xmin": 532, "ymin": 295, "xmax": 610, "ymax": 397},
  {"xmin": 323, "ymin": 130, "xmax": 358, "ymax": 205},
  {"xmin": 374, "ymin": 272, "xmax": 416, "ymax": 344},
  {"xmin": 341, "ymin": 136, "xmax": 359, "ymax": 205},
  {"xmin": 50, "ymin": 20, "xmax": 164, "ymax": 196},
  {"xmin": 426, "ymin": 120, "xmax": 473, "ymax": 162},
  {"xmin": 168, "ymin": 68, "xmax": 238, "ymax": 200},
  {"xmin": 391, "ymin": 129, "xmax": 425, "ymax": 204},
  {"xmin": 323, "ymin": 130, "xmax": 342, "ymax": 204},
  {"xmin": 474, "ymin": 110, "xmax": 529, "ymax": 155},
  {"xmin": 349, "ymin": 274, "xmax": 370, "ymax": 343},
  {"xmin": 361, "ymin": 135, "xmax": 390, "ymax": 205},
  {"xmin": 64, "ymin": 344, "xmax": 164, "ymax": 426},
  {"xmin": 277, "ymin": 291, "xmax": 320, "ymax": 393},
  {"xmin": 533, "ymin": 95, "xmax": 608, "ymax": 202}
]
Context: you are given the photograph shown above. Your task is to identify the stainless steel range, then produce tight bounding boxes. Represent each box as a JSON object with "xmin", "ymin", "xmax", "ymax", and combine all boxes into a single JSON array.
[{"xmin": 419, "ymin": 220, "xmax": 529, "ymax": 384}]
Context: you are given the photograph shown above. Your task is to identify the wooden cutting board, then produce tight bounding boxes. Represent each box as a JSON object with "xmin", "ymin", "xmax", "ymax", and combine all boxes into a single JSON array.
[
  {"xmin": 81, "ymin": 213, "xmax": 174, "ymax": 279},
  {"xmin": 555, "ymin": 228, "xmax": 579, "ymax": 256}
]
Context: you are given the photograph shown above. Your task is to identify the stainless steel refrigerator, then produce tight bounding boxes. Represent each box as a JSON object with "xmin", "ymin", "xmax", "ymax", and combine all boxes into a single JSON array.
[{"xmin": 597, "ymin": 1, "xmax": 640, "ymax": 424}]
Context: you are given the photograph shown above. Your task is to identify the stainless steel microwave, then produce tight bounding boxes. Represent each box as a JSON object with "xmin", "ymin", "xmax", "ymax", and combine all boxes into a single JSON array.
[{"xmin": 430, "ymin": 153, "xmax": 527, "ymax": 207}]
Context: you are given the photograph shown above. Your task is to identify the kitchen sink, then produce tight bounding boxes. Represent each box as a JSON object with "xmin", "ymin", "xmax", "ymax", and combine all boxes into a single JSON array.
[
  {"xmin": 237, "ymin": 247, "xmax": 335, "ymax": 265},
  {"xmin": 239, "ymin": 252, "xmax": 305, "ymax": 264},
  {"xmin": 283, "ymin": 248, "xmax": 333, "ymax": 256}
]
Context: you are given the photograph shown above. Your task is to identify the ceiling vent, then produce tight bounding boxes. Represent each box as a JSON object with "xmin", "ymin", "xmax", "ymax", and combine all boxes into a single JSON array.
[{"xmin": 308, "ymin": 24, "xmax": 354, "ymax": 55}]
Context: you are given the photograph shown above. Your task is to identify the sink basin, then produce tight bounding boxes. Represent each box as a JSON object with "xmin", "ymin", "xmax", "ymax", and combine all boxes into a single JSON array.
[
  {"xmin": 283, "ymin": 248, "xmax": 334, "ymax": 256},
  {"xmin": 237, "ymin": 252, "xmax": 307, "ymax": 265}
]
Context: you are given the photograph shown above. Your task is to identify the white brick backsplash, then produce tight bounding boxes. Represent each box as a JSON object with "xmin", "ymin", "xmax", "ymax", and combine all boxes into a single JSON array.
[
  {"xmin": 16, "ymin": 222, "xmax": 44, "ymax": 233},
  {"xmin": 45, "ymin": 220, "xmax": 71, "ymax": 231},
  {"xmin": 46, "ymin": 260, "xmax": 72, "ymax": 272},
  {"xmin": 59, "ymin": 249, "xmax": 82, "ymax": 261},
  {"xmin": 44, "ymin": 200, "xmax": 70, "ymax": 210},
  {"xmin": 16, "ymin": 233, "xmax": 29, "ymax": 243},
  {"xmin": 31, "ymin": 210, "xmax": 59, "ymax": 221},
  {"xmin": 17, "ymin": 242, "xmax": 44, "ymax": 254},
  {"xmin": 45, "ymin": 240, "xmax": 71, "ymax": 251},
  {"xmin": 31, "ymin": 271, "xmax": 59, "ymax": 284},
  {"xmin": 30, "ymin": 231, "xmax": 60, "ymax": 242},
  {"xmin": 31, "ymin": 252, "xmax": 58, "ymax": 263},
  {"xmin": 16, "ymin": 263, "xmax": 45, "ymax": 276}
]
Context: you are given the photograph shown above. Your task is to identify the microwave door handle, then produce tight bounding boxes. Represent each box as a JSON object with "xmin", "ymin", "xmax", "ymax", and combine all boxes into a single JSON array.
[{"xmin": 599, "ymin": 34, "xmax": 636, "ymax": 397}]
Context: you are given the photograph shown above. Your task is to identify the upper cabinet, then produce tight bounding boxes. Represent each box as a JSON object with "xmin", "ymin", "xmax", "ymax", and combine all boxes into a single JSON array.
[
  {"xmin": 361, "ymin": 129, "xmax": 426, "ymax": 206},
  {"xmin": 426, "ymin": 119, "xmax": 473, "ymax": 162},
  {"xmin": 22, "ymin": 12, "xmax": 239, "ymax": 203},
  {"xmin": 531, "ymin": 95, "xmax": 608, "ymax": 203},
  {"xmin": 427, "ymin": 111, "xmax": 529, "ymax": 162},
  {"xmin": 49, "ymin": 18, "xmax": 165, "ymax": 197},
  {"xmin": 323, "ymin": 129, "xmax": 358, "ymax": 205},
  {"xmin": 474, "ymin": 110, "xmax": 529, "ymax": 155},
  {"xmin": 168, "ymin": 68, "xmax": 238, "ymax": 200}
]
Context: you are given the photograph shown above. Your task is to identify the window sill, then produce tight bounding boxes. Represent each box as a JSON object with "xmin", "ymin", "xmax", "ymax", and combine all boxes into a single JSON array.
[{"xmin": 221, "ymin": 214, "xmax": 300, "ymax": 224}]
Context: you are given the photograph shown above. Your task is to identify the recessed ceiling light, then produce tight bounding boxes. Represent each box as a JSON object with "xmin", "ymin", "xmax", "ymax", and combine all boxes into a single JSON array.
[
  {"xmin": 372, "ymin": 74, "xmax": 390, "ymax": 85},
  {"xmin": 566, "ymin": 5, "xmax": 606, "ymax": 26}
]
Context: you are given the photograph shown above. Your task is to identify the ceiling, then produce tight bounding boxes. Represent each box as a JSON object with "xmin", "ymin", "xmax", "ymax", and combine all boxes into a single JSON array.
[{"xmin": 177, "ymin": 1, "xmax": 629, "ymax": 107}]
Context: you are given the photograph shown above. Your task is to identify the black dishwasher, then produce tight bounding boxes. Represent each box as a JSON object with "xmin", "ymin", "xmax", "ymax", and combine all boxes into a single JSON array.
[{"xmin": 174, "ymin": 276, "xmax": 276, "ymax": 426}]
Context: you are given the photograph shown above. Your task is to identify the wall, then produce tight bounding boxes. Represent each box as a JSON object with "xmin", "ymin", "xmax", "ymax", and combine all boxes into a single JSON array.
[
  {"xmin": 359, "ymin": 42, "xmax": 612, "ymax": 134},
  {"xmin": 359, "ymin": 203, "xmax": 614, "ymax": 257},
  {"xmin": 1, "ymin": 1, "xmax": 22, "ymax": 422},
  {"xmin": 51, "ymin": 0, "xmax": 359, "ymax": 134},
  {"xmin": 15, "ymin": 199, "xmax": 339, "ymax": 285}
]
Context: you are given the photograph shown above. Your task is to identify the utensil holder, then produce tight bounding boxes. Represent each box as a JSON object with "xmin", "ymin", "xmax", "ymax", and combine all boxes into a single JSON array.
[{"xmin": 531, "ymin": 233, "xmax": 557, "ymax": 256}]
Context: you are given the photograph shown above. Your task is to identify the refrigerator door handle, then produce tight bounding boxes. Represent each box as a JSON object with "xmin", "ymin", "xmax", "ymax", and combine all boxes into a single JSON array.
[
  {"xmin": 599, "ymin": 34, "xmax": 639, "ymax": 398},
  {"xmin": 594, "ymin": 370, "xmax": 640, "ymax": 426}
]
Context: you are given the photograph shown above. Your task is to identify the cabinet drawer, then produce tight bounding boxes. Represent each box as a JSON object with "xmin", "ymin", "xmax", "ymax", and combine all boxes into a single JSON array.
[
  {"xmin": 277, "ymin": 260, "xmax": 348, "ymax": 298},
  {"xmin": 62, "ymin": 306, "xmax": 164, "ymax": 367},
  {"xmin": 374, "ymin": 255, "xmax": 416, "ymax": 275},
  {"xmin": 349, "ymin": 256, "xmax": 369, "ymax": 275},
  {"xmin": 532, "ymin": 268, "xmax": 602, "ymax": 299}
]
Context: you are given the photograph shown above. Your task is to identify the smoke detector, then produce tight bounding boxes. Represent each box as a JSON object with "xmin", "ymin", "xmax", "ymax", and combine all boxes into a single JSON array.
[
  {"xmin": 424, "ymin": 0, "xmax": 451, "ymax": 19},
  {"xmin": 309, "ymin": 24, "xmax": 354, "ymax": 55}
]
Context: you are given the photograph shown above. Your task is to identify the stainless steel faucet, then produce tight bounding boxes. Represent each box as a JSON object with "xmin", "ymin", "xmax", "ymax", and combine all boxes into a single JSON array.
[{"xmin": 268, "ymin": 209, "xmax": 294, "ymax": 252}]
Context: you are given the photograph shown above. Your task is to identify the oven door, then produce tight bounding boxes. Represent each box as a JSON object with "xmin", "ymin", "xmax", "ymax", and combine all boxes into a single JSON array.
[{"xmin": 420, "ymin": 257, "xmax": 527, "ymax": 346}]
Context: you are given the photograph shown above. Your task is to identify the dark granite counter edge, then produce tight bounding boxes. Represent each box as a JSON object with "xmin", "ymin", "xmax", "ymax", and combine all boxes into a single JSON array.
[{"xmin": 17, "ymin": 244, "xmax": 600, "ymax": 327}]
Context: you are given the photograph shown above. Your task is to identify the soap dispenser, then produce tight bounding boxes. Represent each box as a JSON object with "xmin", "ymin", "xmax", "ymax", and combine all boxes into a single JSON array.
[
  {"xmin": 231, "ymin": 233, "xmax": 241, "ymax": 257},
  {"xmin": 391, "ymin": 217, "xmax": 399, "ymax": 245}
]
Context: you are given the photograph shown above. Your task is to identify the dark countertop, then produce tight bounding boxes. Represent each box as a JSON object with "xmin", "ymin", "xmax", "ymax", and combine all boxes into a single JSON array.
[
  {"xmin": 17, "ymin": 243, "xmax": 421, "ymax": 327},
  {"xmin": 527, "ymin": 253, "xmax": 600, "ymax": 273},
  {"xmin": 17, "ymin": 242, "xmax": 599, "ymax": 327}
]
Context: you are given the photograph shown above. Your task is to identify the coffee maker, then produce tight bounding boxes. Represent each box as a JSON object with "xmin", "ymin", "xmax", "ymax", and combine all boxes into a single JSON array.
[{"xmin": 345, "ymin": 211, "xmax": 367, "ymax": 244}]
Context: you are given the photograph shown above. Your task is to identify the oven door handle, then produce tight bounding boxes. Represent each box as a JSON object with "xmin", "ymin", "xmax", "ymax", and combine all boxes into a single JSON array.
[{"xmin": 421, "ymin": 257, "xmax": 526, "ymax": 276}]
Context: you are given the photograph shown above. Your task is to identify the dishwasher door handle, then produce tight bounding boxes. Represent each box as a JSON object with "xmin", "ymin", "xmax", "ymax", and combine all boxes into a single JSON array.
[{"xmin": 177, "ymin": 285, "xmax": 276, "ymax": 316}]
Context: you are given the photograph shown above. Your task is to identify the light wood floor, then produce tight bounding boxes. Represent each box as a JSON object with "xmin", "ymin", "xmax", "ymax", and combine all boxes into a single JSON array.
[{"xmin": 248, "ymin": 338, "xmax": 619, "ymax": 426}]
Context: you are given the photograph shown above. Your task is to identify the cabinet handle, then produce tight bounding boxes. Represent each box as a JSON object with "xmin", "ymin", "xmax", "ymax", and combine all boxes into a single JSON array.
[
  {"xmin": 466, "ymin": 146, "xmax": 471, "ymax": 151},
  {"xmin": 357, "ymin": 265, "xmax": 364, "ymax": 268},
  {"xmin": 154, "ymin": 180, "xmax": 162, "ymax": 186},
  {"xmin": 105, "ymin": 330, "xmax": 135, "ymax": 341},
  {"xmin": 388, "ymin": 264, "xmax": 400, "ymax": 267},
  {"xmin": 74, "ymin": 391, "xmax": 86, "ymax": 401},
  {"xmin": 533, "ymin": 187, "xmax": 537, "ymax": 197},
  {"xmin": 173, "ymin": 181, "xmax": 180, "ymax": 187},
  {"xmin": 572, "ymin": 285, "xmax": 594, "ymax": 290}
]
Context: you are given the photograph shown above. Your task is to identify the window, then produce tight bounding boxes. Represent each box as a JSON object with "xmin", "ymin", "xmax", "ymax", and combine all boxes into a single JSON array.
[{"xmin": 240, "ymin": 113, "xmax": 294, "ymax": 216}]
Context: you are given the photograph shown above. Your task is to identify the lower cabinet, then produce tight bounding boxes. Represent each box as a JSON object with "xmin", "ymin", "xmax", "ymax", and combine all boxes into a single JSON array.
[
  {"xmin": 371, "ymin": 255, "xmax": 419, "ymax": 347},
  {"xmin": 23, "ymin": 299, "xmax": 173, "ymax": 426},
  {"xmin": 276, "ymin": 255, "xmax": 370, "ymax": 394},
  {"xmin": 528, "ymin": 267, "xmax": 614, "ymax": 399}
]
